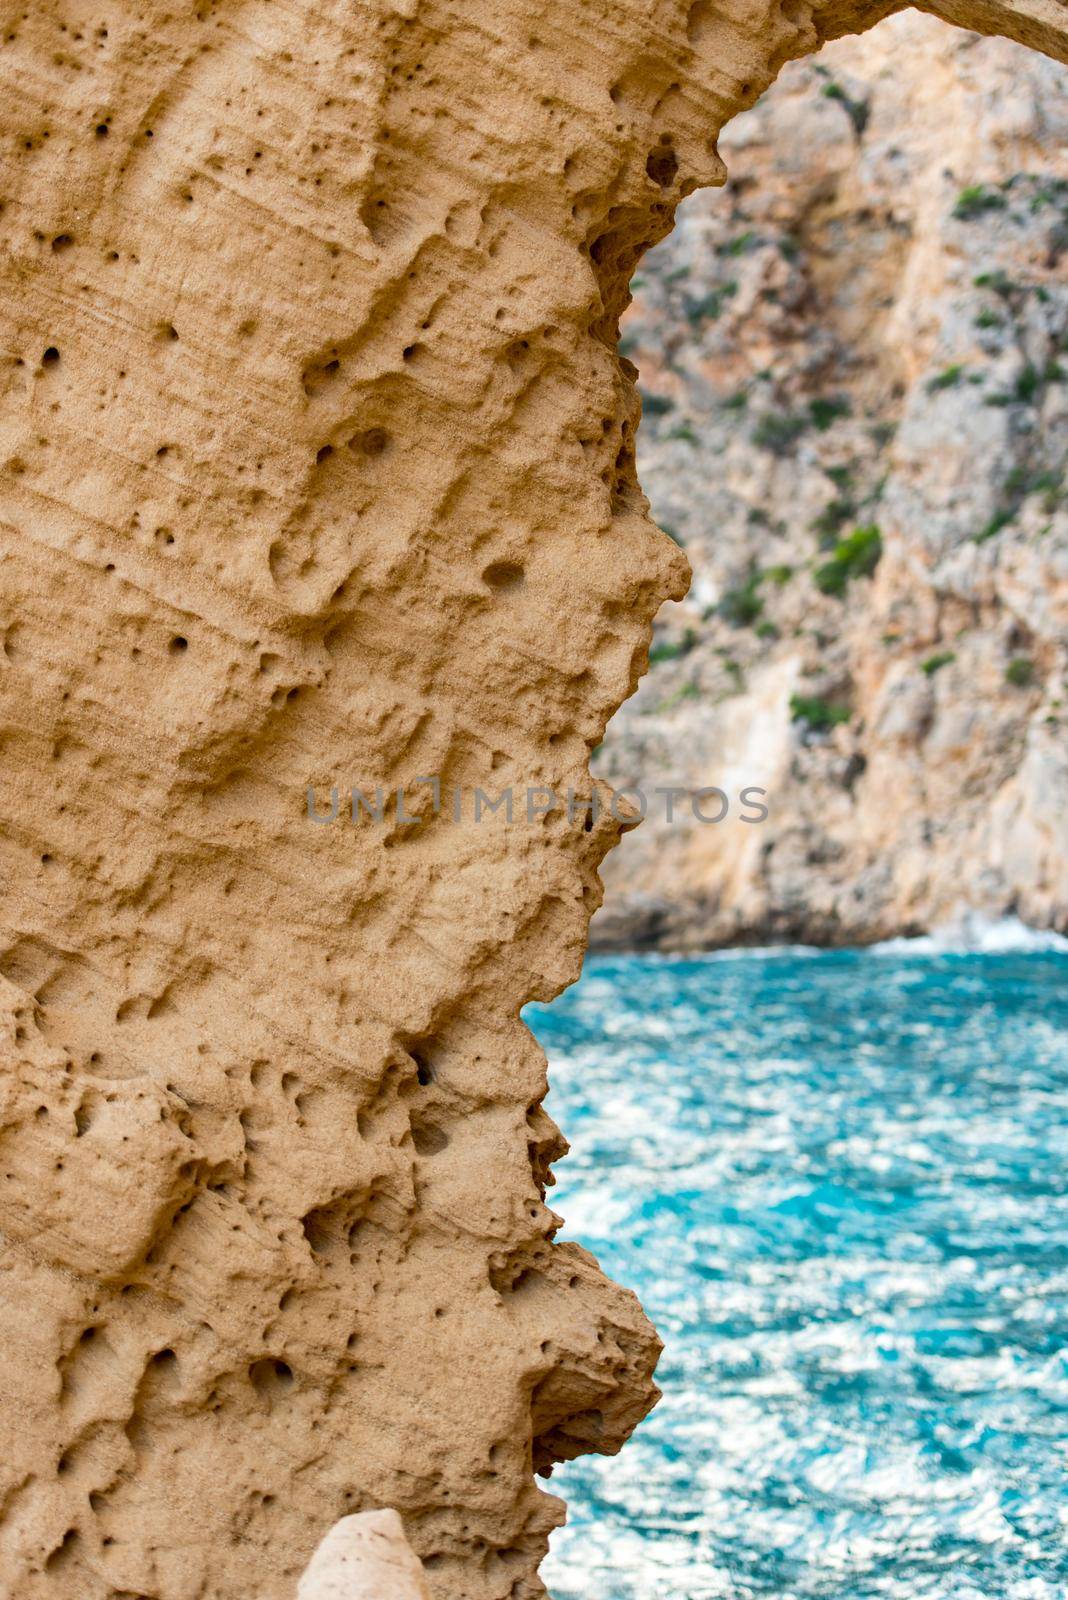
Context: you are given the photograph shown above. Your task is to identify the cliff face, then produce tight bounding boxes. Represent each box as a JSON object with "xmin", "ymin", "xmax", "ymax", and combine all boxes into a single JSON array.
[
  {"xmin": 0, "ymin": 3, "xmax": 1065, "ymax": 1599},
  {"xmin": 594, "ymin": 11, "xmax": 1068, "ymax": 951}
]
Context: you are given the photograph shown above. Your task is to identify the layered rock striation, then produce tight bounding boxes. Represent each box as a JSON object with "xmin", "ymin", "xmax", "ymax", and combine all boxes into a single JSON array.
[{"xmin": 0, "ymin": 2, "xmax": 1065, "ymax": 1597}]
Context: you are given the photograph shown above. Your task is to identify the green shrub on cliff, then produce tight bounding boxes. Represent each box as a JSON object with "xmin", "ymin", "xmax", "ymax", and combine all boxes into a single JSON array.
[
  {"xmin": 649, "ymin": 628, "xmax": 697, "ymax": 664},
  {"xmin": 753, "ymin": 410, "xmax": 808, "ymax": 453},
  {"xmin": 812, "ymin": 496, "xmax": 857, "ymax": 548},
  {"xmin": 973, "ymin": 269, "xmax": 1016, "ymax": 296},
  {"xmin": 641, "ymin": 391, "xmax": 675, "ymax": 418},
  {"xmin": 954, "ymin": 185, "xmax": 1007, "ymax": 221},
  {"xmin": 927, "ymin": 364, "xmax": 966, "ymax": 393},
  {"xmin": 718, "ymin": 564, "xmax": 794, "ymax": 627},
  {"xmin": 719, "ymin": 574, "xmax": 764, "ymax": 627},
  {"xmin": 822, "ymin": 80, "xmax": 870, "ymax": 136},
  {"xmin": 790, "ymin": 694, "xmax": 851, "ymax": 732},
  {"xmin": 976, "ymin": 465, "xmax": 1064, "ymax": 543},
  {"xmin": 686, "ymin": 282, "xmax": 737, "ymax": 322},
  {"xmin": 1004, "ymin": 465, "xmax": 1063, "ymax": 507},
  {"xmin": 813, "ymin": 524, "xmax": 883, "ymax": 596},
  {"xmin": 809, "ymin": 394, "xmax": 851, "ymax": 431}
]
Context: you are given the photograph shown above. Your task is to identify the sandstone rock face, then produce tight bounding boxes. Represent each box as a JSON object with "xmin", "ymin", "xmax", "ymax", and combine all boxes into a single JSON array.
[
  {"xmin": 594, "ymin": 11, "xmax": 1068, "ymax": 951},
  {"xmin": 0, "ymin": 3, "xmax": 1064, "ymax": 1598}
]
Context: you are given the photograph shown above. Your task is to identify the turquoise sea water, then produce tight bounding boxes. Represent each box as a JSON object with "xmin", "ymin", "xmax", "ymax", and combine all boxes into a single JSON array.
[{"xmin": 526, "ymin": 943, "xmax": 1068, "ymax": 1600}]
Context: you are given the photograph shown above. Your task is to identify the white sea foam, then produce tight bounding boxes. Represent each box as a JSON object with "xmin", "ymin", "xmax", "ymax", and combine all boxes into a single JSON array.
[
  {"xmin": 590, "ymin": 915, "xmax": 1068, "ymax": 964},
  {"xmin": 870, "ymin": 913, "xmax": 1068, "ymax": 956}
]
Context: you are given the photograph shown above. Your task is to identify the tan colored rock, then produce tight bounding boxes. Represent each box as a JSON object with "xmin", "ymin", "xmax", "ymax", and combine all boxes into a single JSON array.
[
  {"xmin": 0, "ymin": 2, "xmax": 1065, "ymax": 1599},
  {"xmin": 296, "ymin": 1511, "xmax": 430, "ymax": 1600}
]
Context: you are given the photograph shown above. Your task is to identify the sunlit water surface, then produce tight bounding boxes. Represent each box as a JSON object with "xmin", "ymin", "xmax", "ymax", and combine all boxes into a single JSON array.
[{"xmin": 526, "ymin": 944, "xmax": 1068, "ymax": 1600}]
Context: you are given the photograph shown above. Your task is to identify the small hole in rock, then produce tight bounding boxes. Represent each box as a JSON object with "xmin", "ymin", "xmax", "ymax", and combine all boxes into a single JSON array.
[
  {"xmin": 348, "ymin": 427, "xmax": 389, "ymax": 457},
  {"xmin": 482, "ymin": 560, "xmax": 524, "ymax": 593},
  {"xmin": 645, "ymin": 143, "xmax": 679, "ymax": 188},
  {"xmin": 411, "ymin": 1121, "xmax": 450, "ymax": 1156},
  {"xmin": 44, "ymin": 1530, "xmax": 79, "ymax": 1571},
  {"xmin": 249, "ymin": 1357, "xmax": 294, "ymax": 1396}
]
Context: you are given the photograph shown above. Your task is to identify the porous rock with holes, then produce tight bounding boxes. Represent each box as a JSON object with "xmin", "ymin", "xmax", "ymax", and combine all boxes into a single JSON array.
[{"xmin": 0, "ymin": 2, "xmax": 1064, "ymax": 1598}]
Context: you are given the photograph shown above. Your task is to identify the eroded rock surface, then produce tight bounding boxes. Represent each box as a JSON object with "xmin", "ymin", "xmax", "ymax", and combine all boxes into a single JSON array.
[{"xmin": 0, "ymin": 2, "xmax": 1065, "ymax": 1597}]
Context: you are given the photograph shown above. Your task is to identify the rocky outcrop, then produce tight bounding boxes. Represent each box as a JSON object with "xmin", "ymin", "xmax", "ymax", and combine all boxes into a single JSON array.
[
  {"xmin": 594, "ymin": 11, "xmax": 1068, "ymax": 951},
  {"xmin": 297, "ymin": 1511, "xmax": 430, "ymax": 1600},
  {"xmin": 0, "ymin": 2, "xmax": 1065, "ymax": 1598}
]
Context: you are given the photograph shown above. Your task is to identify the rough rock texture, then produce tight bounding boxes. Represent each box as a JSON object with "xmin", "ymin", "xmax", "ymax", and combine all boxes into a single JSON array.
[
  {"xmin": 297, "ymin": 1511, "xmax": 430, "ymax": 1600},
  {"xmin": 594, "ymin": 12, "xmax": 1068, "ymax": 951},
  {"xmin": 0, "ymin": 3, "xmax": 1065, "ymax": 1599}
]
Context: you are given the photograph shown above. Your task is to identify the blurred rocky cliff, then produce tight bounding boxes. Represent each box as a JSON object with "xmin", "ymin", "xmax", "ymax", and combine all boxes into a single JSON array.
[{"xmin": 594, "ymin": 11, "xmax": 1068, "ymax": 950}]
